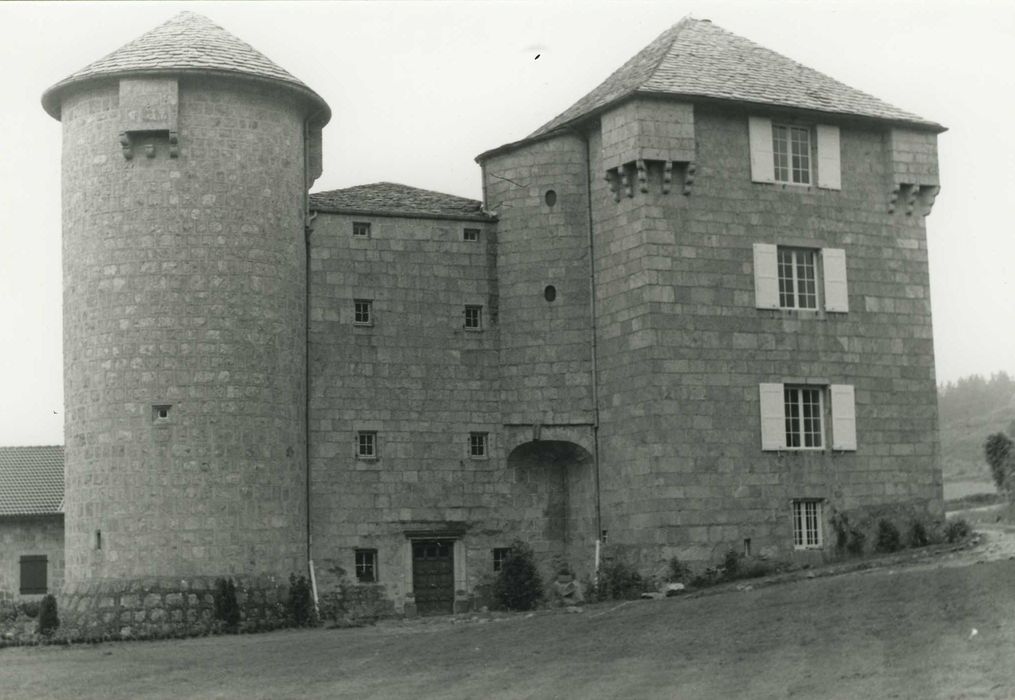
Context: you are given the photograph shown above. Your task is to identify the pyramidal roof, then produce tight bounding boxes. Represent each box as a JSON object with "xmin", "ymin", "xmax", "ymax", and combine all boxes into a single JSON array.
[
  {"xmin": 486, "ymin": 17, "xmax": 941, "ymax": 157},
  {"xmin": 311, "ymin": 182, "xmax": 494, "ymax": 222},
  {"xmin": 42, "ymin": 11, "xmax": 329, "ymax": 123}
]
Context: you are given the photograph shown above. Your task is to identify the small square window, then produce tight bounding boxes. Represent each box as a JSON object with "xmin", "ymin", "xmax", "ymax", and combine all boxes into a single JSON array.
[
  {"xmin": 352, "ymin": 222, "xmax": 371, "ymax": 238},
  {"xmin": 354, "ymin": 299, "xmax": 373, "ymax": 326},
  {"xmin": 152, "ymin": 404, "xmax": 171, "ymax": 422},
  {"xmin": 777, "ymin": 247, "xmax": 819, "ymax": 310},
  {"xmin": 19, "ymin": 555, "xmax": 48, "ymax": 594},
  {"xmin": 464, "ymin": 305, "xmax": 483, "ymax": 331},
  {"xmin": 355, "ymin": 548, "xmax": 378, "ymax": 583},
  {"xmin": 784, "ymin": 385, "xmax": 825, "ymax": 449},
  {"xmin": 792, "ymin": 500, "xmax": 823, "ymax": 548},
  {"xmin": 772, "ymin": 124, "xmax": 812, "ymax": 185},
  {"xmin": 469, "ymin": 432, "xmax": 488, "ymax": 458},
  {"xmin": 493, "ymin": 547, "xmax": 512, "ymax": 572},
  {"xmin": 357, "ymin": 431, "xmax": 377, "ymax": 459},
  {"xmin": 463, "ymin": 228, "xmax": 480, "ymax": 242}
]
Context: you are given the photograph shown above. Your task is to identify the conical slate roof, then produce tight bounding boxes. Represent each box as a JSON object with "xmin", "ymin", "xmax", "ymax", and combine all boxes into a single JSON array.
[
  {"xmin": 42, "ymin": 11, "xmax": 330, "ymax": 123},
  {"xmin": 483, "ymin": 17, "xmax": 941, "ymax": 159}
]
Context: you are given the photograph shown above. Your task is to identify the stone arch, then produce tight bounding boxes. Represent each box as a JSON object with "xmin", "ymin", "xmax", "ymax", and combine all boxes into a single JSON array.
[{"xmin": 507, "ymin": 440, "xmax": 596, "ymax": 573}]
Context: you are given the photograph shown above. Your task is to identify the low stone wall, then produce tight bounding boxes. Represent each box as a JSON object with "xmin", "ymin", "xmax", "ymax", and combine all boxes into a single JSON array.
[
  {"xmin": 59, "ymin": 575, "xmax": 292, "ymax": 641},
  {"xmin": 319, "ymin": 583, "xmax": 396, "ymax": 625}
]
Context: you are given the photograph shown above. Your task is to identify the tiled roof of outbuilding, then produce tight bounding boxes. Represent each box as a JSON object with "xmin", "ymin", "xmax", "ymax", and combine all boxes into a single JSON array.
[
  {"xmin": 0, "ymin": 446, "xmax": 64, "ymax": 517},
  {"xmin": 42, "ymin": 11, "xmax": 330, "ymax": 123},
  {"xmin": 482, "ymin": 17, "xmax": 942, "ymax": 159},
  {"xmin": 310, "ymin": 183, "xmax": 494, "ymax": 222}
]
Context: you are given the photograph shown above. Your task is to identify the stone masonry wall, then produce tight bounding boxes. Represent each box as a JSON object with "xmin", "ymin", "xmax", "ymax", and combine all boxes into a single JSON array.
[
  {"xmin": 0, "ymin": 517, "xmax": 64, "ymax": 601},
  {"xmin": 59, "ymin": 76, "xmax": 309, "ymax": 585},
  {"xmin": 308, "ymin": 212, "xmax": 527, "ymax": 610},
  {"xmin": 587, "ymin": 103, "xmax": 943, "ymax": 568}
]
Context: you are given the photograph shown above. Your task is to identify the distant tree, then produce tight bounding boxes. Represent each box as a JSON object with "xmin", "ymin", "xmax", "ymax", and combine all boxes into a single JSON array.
[{"xmin": 985, "ymin": 432, "xmax": 1014, "ymax": 493}]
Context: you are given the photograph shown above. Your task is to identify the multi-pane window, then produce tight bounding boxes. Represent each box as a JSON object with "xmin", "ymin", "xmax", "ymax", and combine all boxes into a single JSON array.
[
  {"xmin": 357, "ymin": 431, "xmax": 377, "ymax": 459},
  {"xmin": 777, "ymin": 248, "xmax": 818, "ymax": 310},
  {"xmin": 464, "ymin": 305, "xmax": 483, "ymax": 330},
  {"xmin": 469, "ymin": 432, "xmax": 488, "ymax": 458},
  {"xmin": 493, "ymin": 547, "xmax": 512, "ymax": 572},
  {"xmin": 19, "ymin": 555, "xmax": 47, "ymax": 594},
  {"xmin": 354, "ymin": 299, "xmax": 372, "ymax": 325},
  {"xmin": 355, "ymin": 549, "xmax": 378, "ymax": 583},
  {"xmin": 772, "ymin": 124, "xmax": 811, "ymax": 185},
  {"xmin": 793, "ymin": 500, "xmax": 823, "ymax": 548},
  {"xmin": 784, "ymin": 386, "xmax": 824, "ymax": 449},
  {"xmin": 352, "ymin": 222, "xmax": 371, "ymax": 238},
  {"xmin": 463, "ymin": 228, "xmax": 480, "ymax": 242}
]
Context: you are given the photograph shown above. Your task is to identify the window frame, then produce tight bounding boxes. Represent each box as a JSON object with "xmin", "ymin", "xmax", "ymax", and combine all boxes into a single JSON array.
[
  {"xmin": 354, "ymin": 548, "xmax": 378, "ymax": 583},
  {"xmin": 463, "ymin": 228, "xmax": 480, "ymax": 242},
  {"xmin": 784, "ymin": 385, "xmax": 825, "ymax": 450},
  {"xmin": 492, "ymin": 547, "xmax": 512, "ymax": 572},
  {"xmin": 792, "ymin": 500, "xmax": 824, "ymax": 549},
  {"xmin": 353, "ymin": 299, "xmax": 373, "ymax": 326},
  {"xmin": 463, "ymin": 305, "xmax": 483, "ymax": 331},
  {"xmin": 469, "ymin": 432, "xmax": 488, "ymax": 459},
  {"xmin": 352, "ymin": 221, "xmax": 371, "ymax": 238},
  {"xmin": 772, "ymin": 123, "xmax": 812, "ymax": 185},
  {"xmin": 19, "ymin": 555, "xmax": 48, "ymax": 595},
  {"xmin": 356, "ymin": 431, "xmax": 378, "ymax": 460},
  {"xmin": 777, "ymin": 247, "xmax": 820, "ymax": 311}
]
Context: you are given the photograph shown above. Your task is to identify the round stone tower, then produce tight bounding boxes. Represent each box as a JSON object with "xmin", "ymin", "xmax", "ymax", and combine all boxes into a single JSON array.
[{"xmin": 42, "ymin": 12, "xmax": 329, "ymax": 631}]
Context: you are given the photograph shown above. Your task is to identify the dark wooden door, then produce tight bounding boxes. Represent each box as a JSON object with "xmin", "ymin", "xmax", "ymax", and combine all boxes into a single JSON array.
[{"xmin": 412, "ymin": 540, "xmax": 455, "ymax": 616}]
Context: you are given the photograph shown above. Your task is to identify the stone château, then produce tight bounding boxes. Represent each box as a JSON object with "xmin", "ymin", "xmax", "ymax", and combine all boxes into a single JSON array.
[{"xmin": 3, "ymin": 12, "xmax": 945, "ymax": 628}]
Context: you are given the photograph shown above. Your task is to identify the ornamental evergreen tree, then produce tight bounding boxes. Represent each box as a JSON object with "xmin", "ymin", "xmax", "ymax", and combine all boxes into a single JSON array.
[
  {"xmin": 493, "ymin": 540, "xmax": 543, "ymax": 611},
  {"xmin": 985, "ymin": 432, "xmax": 1014, "ymax": 492}
]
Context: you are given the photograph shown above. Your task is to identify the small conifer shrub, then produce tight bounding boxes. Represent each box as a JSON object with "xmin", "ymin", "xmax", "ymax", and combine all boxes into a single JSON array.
[
  {"xmin": 288, "ymin": 574, "xmax": 315, "ymax": 627},
  {"xmin": 213, "ymin": 578, "xmax": 240, "ymax": 630},
  {"xmin": 37, "ymin": 594, "xmax": 59, "ymax": 635},
  {"xmin": 908, "ymin": 520, "xmax": 930, "ymax": 548},
  {"xmin": 874, "ymin": 519, "xmax": 902, "ymax": 553},
  {"xmin": 493, "ymin": 540, "xmax": 543, "ymax": 610}
]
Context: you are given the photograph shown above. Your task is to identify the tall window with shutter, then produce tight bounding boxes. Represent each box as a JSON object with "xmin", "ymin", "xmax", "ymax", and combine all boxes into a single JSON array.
[
  {"xmin": 753, "ymin": 244, "xmax": 849, "ymax": 313},
  {"xmin": 749, "ymin": 117, "xmax": 841, "ymax": 191},
  {"xmin": 759, "ymin": 383, "xmax": 857, "ymax": 452}
]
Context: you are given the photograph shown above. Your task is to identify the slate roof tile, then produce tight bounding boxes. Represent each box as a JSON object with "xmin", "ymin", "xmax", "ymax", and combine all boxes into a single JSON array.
[
  {"xmin": 310, "ymin": 183, "xmax": 493, "ymax": 222},
  {"xmin": 0, "ymin": 446, "xmax": 64, "ymax": 517},
  {"xmin": 42, "ymin": 11, "xmax": 329, "ymax": 122},
  {"xmin": 485, "ymin": 17, "xmax": 941, "ymax": 158}
]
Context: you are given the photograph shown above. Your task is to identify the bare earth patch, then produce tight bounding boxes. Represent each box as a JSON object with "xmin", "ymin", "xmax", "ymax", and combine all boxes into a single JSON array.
[{"xmin": 4, "ymin": 535, "xmax": 1015, "ymax": 700}]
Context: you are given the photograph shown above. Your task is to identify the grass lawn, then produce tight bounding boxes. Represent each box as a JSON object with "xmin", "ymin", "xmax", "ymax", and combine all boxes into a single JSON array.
[{"xmin": 4, "ymin": 558, "xmax": 1015, "ymax": 699}]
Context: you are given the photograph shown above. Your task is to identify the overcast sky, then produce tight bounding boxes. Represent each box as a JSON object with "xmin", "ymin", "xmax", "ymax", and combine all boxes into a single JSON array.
[{"xmin": 0, "ymin": 0, "xmax": 1012, "ymax": 445}]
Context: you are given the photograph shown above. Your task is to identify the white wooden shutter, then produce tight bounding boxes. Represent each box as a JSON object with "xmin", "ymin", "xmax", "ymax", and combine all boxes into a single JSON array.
[
  {"xmin": 748, "ymin": 117, "xmax": 775, "ymax": 183},
  {"xmin": 753, "ymin": 243, "xmax": 779, "ymax": 309},
  {"xmin": 816, "ymin": 125, "xmax": 841, "ymax": 190},
  {"xmin": 822, "ymin": 248, "xmax": 849, "ymax": 312},
  {"xmin": 759, "ymin": 383, "xmax": 786, "ymax": 451},
  {"xmin": 830, "ymin": 384, "xmax": 857, "ymax": 451}
]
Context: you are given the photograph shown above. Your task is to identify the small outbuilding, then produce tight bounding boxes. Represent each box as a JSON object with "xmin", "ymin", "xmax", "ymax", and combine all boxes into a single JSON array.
[{"xmin": 0, "ymin": 446, "xmax": 64, "ymax": 602}]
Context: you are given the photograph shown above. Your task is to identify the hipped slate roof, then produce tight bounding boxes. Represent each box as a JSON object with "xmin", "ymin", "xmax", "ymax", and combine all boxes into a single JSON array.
[
  {"xmin": 42, "ymin": 11, "xmax": 330, "ymax": 124},
  {"xmin": 0, "ymin": 446, "xmax": 64, "ymax": 517},
  {"xmin": 310, "ymin": 183, "xmax": 494, "ymax": 222},
  {"xmin": 481, "ymin": 17, "xmax": 942, "ymax": 160}
]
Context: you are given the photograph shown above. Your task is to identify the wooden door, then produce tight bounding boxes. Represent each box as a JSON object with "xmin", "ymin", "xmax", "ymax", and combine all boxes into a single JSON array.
[{"xmin": 412, "ymin": 540, "xmax": 455, "ymax": 616}]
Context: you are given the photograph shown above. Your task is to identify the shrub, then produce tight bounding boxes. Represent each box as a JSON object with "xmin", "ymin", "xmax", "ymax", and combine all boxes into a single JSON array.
[
  {"xmin": 690, "ymin": 566, "xmax": 722, "ymax": 588},
  {"xmin": 213, "ymin": 578, "xmax": 240, "ymax": 630},
  {"xmin": 945, "ymin": 518, "xmax": 973, "ymax": 543},
  {"xmin": 831, "ymin": 512, "xmax": 866, "ymax": 556},
  {"xmin": 493, "ymin": 540, "xmax": 543, "ymax": 611},
  {"xmin": 288, "ymin": 574, "xmax": 316, "ymax": 627},
  {"xmin": 594, "ymin": 559, "xmax": 645, "ymax": 600},
  {"xmin": 19, "ymin": 601, "xmax": 40, "ymax": 619},
  {"xmin": 665, "ymin": 556, "xmax": 690, "ymax": 583},
  {"xmin": 721, "ymin": 550, "xmax": 740, "ymax": 579},
  {"xmin": 985, "ymin": 432, "xmax": 1014, "ymax": 492},
  {"xmin": 874, "ymin": 519, "xmax": 902, "ymax": 553},
  {"xmin": 37, "ymin": 594, "xmax": 59, "ymax": 635},
  {"xmin": 908, "ymin": 520, "xmax": 930, "ymax": 548}
]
